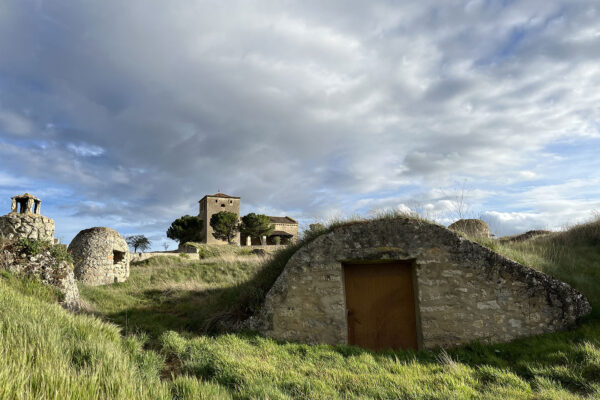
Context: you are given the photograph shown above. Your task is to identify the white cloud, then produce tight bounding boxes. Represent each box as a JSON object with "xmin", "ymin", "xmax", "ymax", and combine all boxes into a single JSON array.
[{"xmin": 67, "ymin": 143, "xmax": 105, "ymax": 157}]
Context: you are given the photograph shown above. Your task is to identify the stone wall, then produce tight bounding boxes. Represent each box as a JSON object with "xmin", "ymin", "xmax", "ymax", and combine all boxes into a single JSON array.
[
  {"xmin": 246, "ymin": 218, "xmax": 590, "ymax": 349},
  {"xmin": 130, "ymin": 252, "xmax": 200, "ymax": 262},
  {"xmin": 272, "ymin": 222, "xmax": 298, "ymax": 242},
  {"xmin": 0, "ymin": 245, "xmax": 79, "ymax": 310},
  {"xmin": 0, "ymin": 213, "xmax": 55, "ymax": 241},
  {"xmin": 68, "ymin": 227, "xmax": 130, "ymax": 286}
]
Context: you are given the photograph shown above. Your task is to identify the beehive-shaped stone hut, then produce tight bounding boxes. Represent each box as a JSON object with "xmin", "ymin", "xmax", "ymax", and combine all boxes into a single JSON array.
[
  {"xmin": 448, "ymin": 218, "xmax": 491, "ymax": 238},
  {"xmin": 68, "ymin": 227, "xmax": 130, "ymax": 286},
  {"xmin": 247, "ymin": 218, "xmax": 590, "ymax": 350},
  {"xmin": 0, "ymin": 193, "xmax": 54, "ymax": 241}
]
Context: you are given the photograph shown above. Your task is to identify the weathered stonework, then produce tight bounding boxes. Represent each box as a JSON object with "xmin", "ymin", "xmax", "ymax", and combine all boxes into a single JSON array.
[
  {"xmin": 0, "ymin": 247, "xmax": 79, "ymax": 310},
  {"xmin": 448, "ymin": 218, "xmax": 491, "ymax": 238},
  {"xmin": 0, "ymin": 193, "xmax": 54, "ymax": 241},
  {"xmin": 199, "ymin": 193, "xmax": 241, "ymax": 245},
  {"xmin": 68, "ymin": 227, "xmax": 130, "ymax": 286},
  {"xmin": 246, "ymin": 218, "xmax": 590, "ymax": 349}
]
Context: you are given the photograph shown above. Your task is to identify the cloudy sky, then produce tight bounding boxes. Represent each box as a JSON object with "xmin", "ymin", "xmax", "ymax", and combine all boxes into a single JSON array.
[{"xmin": 1, "ymin": 0, "xmax": 599, "ymax": 248}]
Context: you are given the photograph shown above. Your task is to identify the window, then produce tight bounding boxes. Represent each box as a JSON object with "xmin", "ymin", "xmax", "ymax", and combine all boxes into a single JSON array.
[
  {"xmin": 113, "ymin": 250, "xmax": 125, "ymax": 264},
  {"xmin": 221, "ymin": 204, "xmax": 226, "ymax": 207},
  {"xmin": 229, "ymin": 200, "xmax": 233, "ymax": 204}
]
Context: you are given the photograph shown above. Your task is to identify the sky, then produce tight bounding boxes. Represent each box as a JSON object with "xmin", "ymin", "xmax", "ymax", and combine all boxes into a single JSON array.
[{"xmin": 1, "ymin": 0, "xmax": 599, "ymax": 250}]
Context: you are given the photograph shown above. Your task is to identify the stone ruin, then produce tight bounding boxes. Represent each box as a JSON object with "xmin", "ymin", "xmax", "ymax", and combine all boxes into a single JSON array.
[
  {"xmin": 448, "ymin": 218, "xmax": 491, "ymax": 238},
  {"xmin": 68, "ymin": 227, "xmax": 130, "ymax": 286},
  {"xmin": 246, "ymin": 217, "xmax": 590, "ymax": 350},
  {"xmin": 0, "ymin": 193, "xmax": 55, "ymax": 241},
  {"xmin": 0, "ymin": 193, "xmax": 79, "ymax": 309}
]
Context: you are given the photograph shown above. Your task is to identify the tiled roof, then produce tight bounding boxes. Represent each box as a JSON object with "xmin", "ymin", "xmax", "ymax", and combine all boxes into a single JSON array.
[
  {"xmin": 269, "ymin": 216, "xmax": 298, "ymax": 224},
  {"xmin": 199, "ymin": 193, "xmax": 241, "ymax": 202},
  {"xmin": 269, "ymin": 230, "xmax": 294, "ymax": 237}
]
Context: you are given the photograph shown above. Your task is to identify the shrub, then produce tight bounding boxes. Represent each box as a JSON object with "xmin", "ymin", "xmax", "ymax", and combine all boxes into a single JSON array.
[{"xmin": 17, "ymin": 238, "xmax": 49, "ymax": 256}]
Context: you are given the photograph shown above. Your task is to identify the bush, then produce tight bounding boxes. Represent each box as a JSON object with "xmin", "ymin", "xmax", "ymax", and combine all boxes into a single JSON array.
[
  {"xmin": 50, "ymin": 244, "xmax": 73, "ymax": 264},
  {"xmin": 17, "ymin": 238, "xmax": 48, "ymax": 256}
]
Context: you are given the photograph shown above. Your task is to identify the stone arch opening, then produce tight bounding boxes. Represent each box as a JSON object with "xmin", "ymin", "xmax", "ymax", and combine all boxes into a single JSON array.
[
  {"xmin": 33, "ymin": 200, "xmax": 41, "ymax": 214},
  {"xmin": 17, "ymin": 198, "xmax": 28, "ymax": 213},
  {"xmin": 113, "ymin": 250, "xmax": 125, "ymax": 264}
]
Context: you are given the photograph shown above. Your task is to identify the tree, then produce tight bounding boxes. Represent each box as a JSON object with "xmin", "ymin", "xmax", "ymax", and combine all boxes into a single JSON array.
[
  {"xmin": 304, "ymin": 223, "xmax": 325, "ymax": 239},
  {"xmin": 166, "ymin": 215, "xmax": 203, "ymax": 244},
  {"xmin": 210, "ymin": 211, "xmax": 240, "ymax": 244},
  {"xmin": 308, "ymin": 223, "xmax": 325, "ymax": 233},
  {"xmin": 126, "ymin": 235, "xmax": 151, "ymax": 253},
  {"xmin": 162, "ymin": 241, "xmax": 169, "ymax": 251},
  {"xmin": 239, "ymin": 213, "xmax": 274, "ymax": 244}
]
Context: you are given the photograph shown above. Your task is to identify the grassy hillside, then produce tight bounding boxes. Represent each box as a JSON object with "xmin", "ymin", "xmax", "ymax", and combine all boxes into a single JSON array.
[
  {"xmin": 79, "ymin": 255, "xmax": 268, "ymax": 338},
  {"xmin": 0, "ymin": 271, "xmax": 229, "ymax": 399},
  {"xmin": 2, "ymin": 218, "xmax": 600, "ymax": 398}
]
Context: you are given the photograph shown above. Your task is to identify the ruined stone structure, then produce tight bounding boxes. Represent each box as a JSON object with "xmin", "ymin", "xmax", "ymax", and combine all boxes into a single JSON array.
[
  {"xmin": 1, "ymin": 246, "xmax": 80, "ymax": 310},
  {"xmin": 449, "ymin": 218, "xmax": 491, "ymax": 238},
  {"xmin": 68, "ymin": 227, "xmax": 130, "ymax": 286},
  {"xmin": 246, "ymin": 217, "xmax": 590, "ymax": 350},
  {"xmin": 198, "ymin": 193, "xmax": 298, "ymax": 245},
  {"xmin": 0, "ymin": 193, "xmax": 54, "ymax": 241}
]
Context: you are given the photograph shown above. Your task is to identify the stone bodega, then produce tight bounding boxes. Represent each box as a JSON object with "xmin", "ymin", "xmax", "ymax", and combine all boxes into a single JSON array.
[{"xmin": 246, "ymin": 217, "xmax": 591, "ymax": 350}]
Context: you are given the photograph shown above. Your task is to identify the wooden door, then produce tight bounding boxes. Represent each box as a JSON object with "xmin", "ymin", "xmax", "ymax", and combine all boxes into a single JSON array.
[{"xmin": 344, "ymin": 262, "xmax": 418, "ymax": 351}]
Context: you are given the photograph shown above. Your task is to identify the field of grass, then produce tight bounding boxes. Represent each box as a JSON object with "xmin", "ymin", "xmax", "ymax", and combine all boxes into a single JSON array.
[{"xmin": 2, "ymin": 218, "xmax": 600, "ymax": 398}]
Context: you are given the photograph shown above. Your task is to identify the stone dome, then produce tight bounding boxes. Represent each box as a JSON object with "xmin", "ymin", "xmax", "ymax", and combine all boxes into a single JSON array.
[
  {"xmin": 68, "ymin": 227, "xmax": 130, "ymax": 286},
  {"xmin": 448, "ymin": 218, "xmax": 491, "ymax": 238}
]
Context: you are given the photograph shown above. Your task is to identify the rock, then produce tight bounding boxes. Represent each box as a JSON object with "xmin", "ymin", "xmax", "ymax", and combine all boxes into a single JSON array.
[
  {"xmin": 448, "ymin": 219, "xmax": 491, "ymax": 238},
  {"xmin": 0, "ymin": 246, "xmax": 80, "ymax": 310}
]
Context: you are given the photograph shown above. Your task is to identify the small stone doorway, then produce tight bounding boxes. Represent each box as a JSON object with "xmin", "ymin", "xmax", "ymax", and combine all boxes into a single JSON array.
[{"xmin": 343, "ymin": 261, "xmax": 418, "ymax": 351}]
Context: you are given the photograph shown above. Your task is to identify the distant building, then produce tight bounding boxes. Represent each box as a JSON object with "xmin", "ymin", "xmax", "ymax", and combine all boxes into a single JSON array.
[
  {"xmin": 266, "ymin": 216, "xmax": 298, "ymax": 245},
  {"xmin": 198, "ymin": 193, "xmax": 298, "ymax": 246},
  {"xmin": 241, "ymin": 216, "xmax": 299, "ymax": 246},
  {"xmin": 198, "ymin": 193, "xmax": 241, "ymax": 245}
]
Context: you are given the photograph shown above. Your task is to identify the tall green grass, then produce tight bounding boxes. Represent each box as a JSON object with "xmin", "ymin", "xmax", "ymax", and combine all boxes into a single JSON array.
[
  {"xmin": 0, "ymin": 275, "xmax": 231, "ymax": 399},
  {"xmin": 3, "ymin": 214, "xmax": 600, "ymax": 399},
  {"xmin": 79, "ymin": 256, "xmax": 266, "ymax": 338}
]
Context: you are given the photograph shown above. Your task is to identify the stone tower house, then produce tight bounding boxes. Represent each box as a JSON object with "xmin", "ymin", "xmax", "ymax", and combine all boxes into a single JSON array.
[
  {"xmin": 198, "ymin": 193, "xmax": 241, "ymax": 245},
  {"xmin": 0, "ymin": 193, "xmax": 55, "ymax": 241}
]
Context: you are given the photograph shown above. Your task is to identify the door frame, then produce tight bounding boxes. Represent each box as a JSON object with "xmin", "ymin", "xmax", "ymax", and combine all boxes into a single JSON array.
[{"xmin": 341, "ymin": 259, "xmax": 423, "ymax": 351}]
